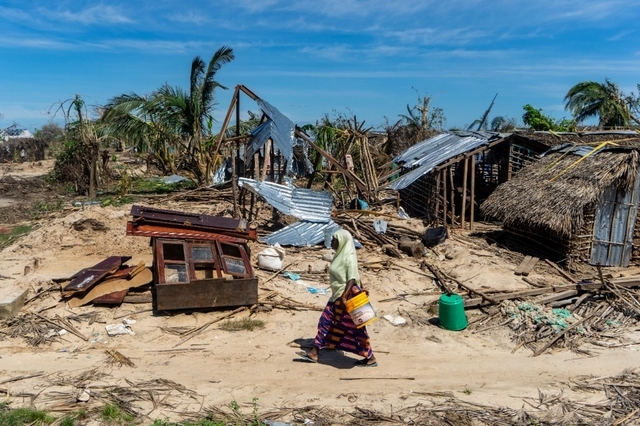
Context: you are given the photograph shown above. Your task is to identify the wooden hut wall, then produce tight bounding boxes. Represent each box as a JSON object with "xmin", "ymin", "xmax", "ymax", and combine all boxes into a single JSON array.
[
  {"xmin": 510, "ymin": 141, "xmax": 541, "ymax": 174},
  {"xmin": 567, "ymin": 205, "xmax": 596, "ymax": 268},
  {"xmin": 396, "ymin": 138, "xmax": 545, "ymax": 228},
  {"xmin": 503, "ymin": 205, "xmax": 599, "ymax": 269},
  {"xmin": 632, "ymin": 214, "xmax": 640, "ymax": 265},
  {"xmin": 398, "ymin": 172, "xmax": 439, "ymax": 223},
  {"xmin": 503, "ymin": 224, "xmax": 573, "ymax": 262}
]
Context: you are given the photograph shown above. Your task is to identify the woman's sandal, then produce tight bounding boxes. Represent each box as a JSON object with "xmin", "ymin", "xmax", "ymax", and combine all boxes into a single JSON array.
[
  {"xmin": 295, "ymin": 351, "xmax": 318, "ymax": 363},
  {"xmin": 354, "ymin": 358, "xmax": 378, "ymax": 367}
]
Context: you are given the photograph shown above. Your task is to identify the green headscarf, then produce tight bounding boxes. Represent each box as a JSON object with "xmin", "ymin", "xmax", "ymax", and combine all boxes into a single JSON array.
[{"xmin": 328, "ymin": 229, "xmax": 360, "ymax": 302}]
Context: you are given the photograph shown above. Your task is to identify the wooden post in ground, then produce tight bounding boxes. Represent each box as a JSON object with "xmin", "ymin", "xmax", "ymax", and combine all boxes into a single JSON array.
[
  {"xmin": 470, "ymin": 155, "xmax": 476, "ymax": 231},
  {"xmin": 231, "ymin": 147, "xmax": 238, "ymax": 217},
  {"xmin": 441, "ymin": 169, "xmax": 447, "ymax": 225},
  {"xmin": 449, "ymin": 166, "xmax": 456, "ymax": 227},
  {"xmin": 461, "ymin": 158, "xmax": 468, "ymax": 231},
  {"xmin": 261, "ymin": 139, "xmax": 272, "ymax": 182},
  {"xmin": 434, "ymin": 173, "xmax": 441, "ymax": 225}
]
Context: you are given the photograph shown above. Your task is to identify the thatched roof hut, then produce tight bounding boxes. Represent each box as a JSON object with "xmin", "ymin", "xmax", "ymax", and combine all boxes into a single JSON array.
[{"xmin": 482, "ymin": 142, "xmax": 640, "ymax": 267}]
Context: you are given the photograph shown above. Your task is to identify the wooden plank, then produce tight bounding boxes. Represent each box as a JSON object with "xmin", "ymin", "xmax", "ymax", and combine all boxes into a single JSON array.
[
  {"xmin": 532, "ymin": 313, "xmax": 595, "ymax": 357},
  {"xmin": 63, "ymin": 256, "xmax": 131, "ymax": 294},
  {"xmin": 67, "ymin": 268, "xmax": 153, "ymax": 308},
  {"xmin": 543, "ymin": 259, "xmax": 576, "ymax": 283},
  {"xmin": 514, "ymin": 256, "xmax": 532, "ymax": 276},
  {"xmin": 533, "ymin": 289, "xmax": 579, "ymax": 305},
  {"xmin": 464, "ymin": 286, "xmax": 578, "ymax": 308},
  {"xmin": 91, "ymin": 289, "xmax": 129, "ymax": 305},
  {"xmin": 464, "ymin": 280, "xmax": 640, "ymax": 308},
  {"xmin": 521, "ymin": 256, "xmax": 539, "ymax": 276},
  {"xmin": 155, "ymin": 277, "xmax": 258, "ymax": 310}
]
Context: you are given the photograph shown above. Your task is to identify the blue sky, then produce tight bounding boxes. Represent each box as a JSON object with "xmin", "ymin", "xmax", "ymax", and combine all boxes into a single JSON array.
[{"xmin": 2, "ymin": 0, "xmax": 640, "ymax": 133}]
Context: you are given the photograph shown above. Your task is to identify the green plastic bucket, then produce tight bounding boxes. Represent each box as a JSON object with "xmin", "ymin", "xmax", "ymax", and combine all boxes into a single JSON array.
[{"xmin": 438, "ymin": 293, "xmax": 468, "ymax": 331}]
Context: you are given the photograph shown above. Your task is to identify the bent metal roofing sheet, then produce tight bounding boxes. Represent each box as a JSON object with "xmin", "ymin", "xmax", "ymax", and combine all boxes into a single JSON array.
[
  {"xmin": 238, "ymin": 178, "xmax": 333, "ymax": 223},
  {"xmin": 387, "ymin": 132, "xmax": 495, "ymax": 191}
]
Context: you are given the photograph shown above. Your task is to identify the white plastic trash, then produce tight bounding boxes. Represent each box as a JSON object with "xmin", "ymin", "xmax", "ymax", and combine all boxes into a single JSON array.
[{"xmin": 257, "ymin": 243, "xmax": 286, "ymax": 271}]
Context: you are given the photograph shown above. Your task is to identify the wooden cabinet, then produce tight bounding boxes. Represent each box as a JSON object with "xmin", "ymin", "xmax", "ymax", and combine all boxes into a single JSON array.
[{"xmin": 153, "ymin": 238, "xmax": 258, "ymax": 310}]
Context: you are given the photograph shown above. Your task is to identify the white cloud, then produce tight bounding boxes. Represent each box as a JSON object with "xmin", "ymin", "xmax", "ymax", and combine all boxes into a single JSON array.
[
  {"xmin": 45, "ymin": 4, "xmax": 132, "ymax": 25},
  {"xmin": 0, "ymin": 36, "xmax": 83, "ymax": 50},
  {"xmin": 169, "ymin": 11, "xmax": 210, "ymax": 25},
  {"xmin": 0, "ymin": 6, "xmax": 31, "ymax": 21},
  {"xmin": 385, "ymin": 27, "xmax": 490, "ymax": 46},
  {"xmin": 607, "ymin": 30, "xmax": 635, "ymax": 41}
]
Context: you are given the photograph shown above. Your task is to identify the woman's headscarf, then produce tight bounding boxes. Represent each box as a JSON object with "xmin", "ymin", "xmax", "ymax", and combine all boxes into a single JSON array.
[{"xmin": 328, "ymin": 229, "xmax": 360, "ymax": 301}]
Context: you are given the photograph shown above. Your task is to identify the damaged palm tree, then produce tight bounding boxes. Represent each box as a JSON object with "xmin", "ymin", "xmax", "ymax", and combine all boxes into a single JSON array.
[{"xmin": 49, "ymin": 95, "xmax": 107, "ymax": 198}]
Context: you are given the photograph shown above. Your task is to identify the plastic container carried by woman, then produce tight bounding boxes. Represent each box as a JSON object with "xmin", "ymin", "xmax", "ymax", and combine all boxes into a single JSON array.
[{"xmin": 345, "ymin": 291, "xmax": 378, "ymax": 328}]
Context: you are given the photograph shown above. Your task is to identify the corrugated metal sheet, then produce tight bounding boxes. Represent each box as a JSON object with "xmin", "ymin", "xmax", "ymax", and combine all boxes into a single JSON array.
[
  {"xmin": 590, "ymin": 172, "xmax": 640, "ymax": 267},
  {"xmin": 261, "ymin": 220, "xmax": 341, "ymax": 247},
  {"xmin": 238, "ymin": 178, "xmax": 333, "ymax": 222},
  {"xmin": 253, "ymin": 99, "xmax": 295, "ymax": 161},
  {"xmin": 393, "ymin": 131, "xmax": 498, "ymax": 165},
  {"xmin": 243, "ymin": 98, "xmax": 313, "ymax": 175},
  {"xmin": 387, "ymin": 133, "xmax": 490, "ymax": 191}
]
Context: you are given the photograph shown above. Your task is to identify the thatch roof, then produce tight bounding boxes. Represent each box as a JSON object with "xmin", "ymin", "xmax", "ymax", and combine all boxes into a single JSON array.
[
  {"xmin": 511, "ymin": 130, "xmax": 640, "ymax": 148},
  {"xmin": 481, "ymin": 146, "xmax": 640, "ymax": 237}
]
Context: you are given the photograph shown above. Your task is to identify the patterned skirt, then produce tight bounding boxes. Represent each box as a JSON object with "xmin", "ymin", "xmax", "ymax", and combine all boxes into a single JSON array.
[{"xmin": 314, "ymin": 286, "xmax": 373, "ymax": 359}]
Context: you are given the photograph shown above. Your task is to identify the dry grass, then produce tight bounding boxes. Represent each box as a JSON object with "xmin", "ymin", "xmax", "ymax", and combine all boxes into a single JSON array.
[{"xmin": 218, "ymin": 318, "xmax": 265, "ymax": 332}]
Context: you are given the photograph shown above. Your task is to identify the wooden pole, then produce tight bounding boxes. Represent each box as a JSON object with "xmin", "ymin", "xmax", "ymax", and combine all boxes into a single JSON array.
[
  {"xmin": 249, "ymin": 152, "xmax": 259, "ymax": 221},
  {"xmin": 449, "ymin": 166, "xmax": 456, "ymax": 227},
  {"xmin": 461, "ymin": 158, "xmax": 468, "ymax": 231},
  {"xmin": 470, "ymin": 155, "xmax": 476, "ymax": 231},
  {"xmin": 213, "ymin": 86, "xmax": 240, "ymax": 155},
  {"xmin": 434, "ymin": 173, "xmax": 441, "ymax": 226},
  {"xmin": 441, "ymin": 169, "xmax": 447, "ymax": 225},
  {"xmin": 231, "ymin": 148, "xmax": 238, "ymax": 217},
  {"xmin": 507, "ymin": 144, "xmax": 513, "ymax": 181},
  {"xmin": 261, "ymin": 139, "xmax": 272, "ymax": 181}
]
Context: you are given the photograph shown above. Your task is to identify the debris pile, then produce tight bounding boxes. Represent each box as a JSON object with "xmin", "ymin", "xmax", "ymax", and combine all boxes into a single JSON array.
[
  {"xmin": 468, "ymin": 274, "xmax": 640, "ymax": 356},
  {"xmin": 61, "ymin": 256, "xmax": 153, "ymax": 308}
]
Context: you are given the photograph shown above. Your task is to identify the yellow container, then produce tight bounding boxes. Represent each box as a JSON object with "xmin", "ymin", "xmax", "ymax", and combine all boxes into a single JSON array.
[{"xmin": 345, "ymin": 292, "xmax": 378, "ymax": 328}]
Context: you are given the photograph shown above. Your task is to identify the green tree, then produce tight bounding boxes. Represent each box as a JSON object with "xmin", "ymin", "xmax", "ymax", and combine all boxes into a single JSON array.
[
  {"xmin": 34, "ymin": 122, "xmax": 65, "ymax": 156},
  {"xmin": 101, "ymin": 46, "xmax": 235, "ymax": 184},
  {"xmin": 564, "ymin": 79, "xmax": 640, "ymax": 128},
  {"xmin": 522, "ymin": 104, "xmax": 574, "ymax": 131}
]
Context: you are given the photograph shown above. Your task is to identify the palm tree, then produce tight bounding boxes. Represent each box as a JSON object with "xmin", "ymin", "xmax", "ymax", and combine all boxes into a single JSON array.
[
  {"xmin": 564, "ymin": 79, "xmax": 640, "ymax": 128},
  {"xmin": 101, "ymin": 46, "xmax": 235, "ymax": 183}
]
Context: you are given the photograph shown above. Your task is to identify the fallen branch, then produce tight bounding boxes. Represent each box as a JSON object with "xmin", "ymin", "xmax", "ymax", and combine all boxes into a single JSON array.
[{"xmin": 173, "ymin": 307, "xmax": 247, "ymax": 348}]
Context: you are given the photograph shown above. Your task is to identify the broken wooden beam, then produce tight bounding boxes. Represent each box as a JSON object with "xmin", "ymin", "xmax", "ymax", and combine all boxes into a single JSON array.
[{"xmin": 543, "ymin": 259, "xmax": 575, "ymax": 282}]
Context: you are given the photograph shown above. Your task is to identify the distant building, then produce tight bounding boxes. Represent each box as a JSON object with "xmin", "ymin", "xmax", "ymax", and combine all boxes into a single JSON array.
[{"xmin": 1, "ymin": 126, "xmax": 34, "ymax": 143}]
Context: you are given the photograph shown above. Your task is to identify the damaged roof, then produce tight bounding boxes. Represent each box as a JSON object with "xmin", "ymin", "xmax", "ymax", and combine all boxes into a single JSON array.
[
  {"xmin": 245, "ymin": 98, "xmax": 313, "ymax": 175},
  {"xmin": 261, "ymin": 220, "xmax": 341, "ymax": 247},
  {"xmin": 387, "ymin": 131, "xmax": 501, "ymax": 190},
  {"xmin": 238, "ymin": 178, "xmax": 333, "ymax": 223}
]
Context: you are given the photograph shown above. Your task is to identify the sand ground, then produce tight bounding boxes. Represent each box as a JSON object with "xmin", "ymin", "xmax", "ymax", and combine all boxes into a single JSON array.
[{"xmin": 1, "ymin": 160, "xmax": 639, "ymax": 423}]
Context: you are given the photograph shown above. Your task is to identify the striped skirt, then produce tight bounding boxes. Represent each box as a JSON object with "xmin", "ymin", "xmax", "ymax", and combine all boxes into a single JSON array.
[{"xmin": 314, "ymin": 286, "xmax": 373, "ymax": 359}]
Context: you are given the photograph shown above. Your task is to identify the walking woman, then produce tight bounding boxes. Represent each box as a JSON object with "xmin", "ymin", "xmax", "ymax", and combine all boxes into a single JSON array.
[{"xmin": 296, "ymin": 229, "xmax": 377, "ymax": 367}]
